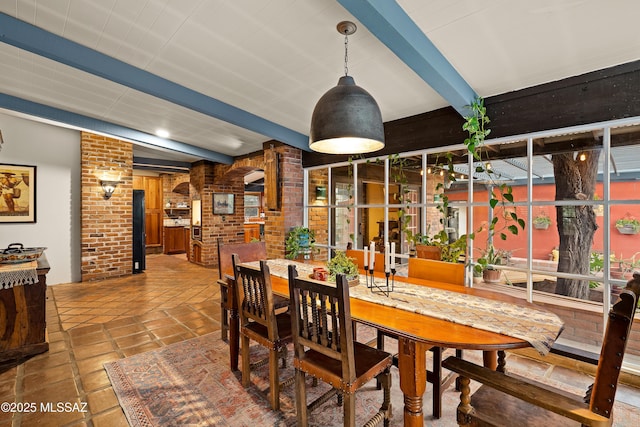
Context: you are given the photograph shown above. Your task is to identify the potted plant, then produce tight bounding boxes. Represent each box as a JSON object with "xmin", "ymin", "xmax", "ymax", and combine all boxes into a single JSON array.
[
  {"xmin": 472, "ymin": 267, "xmax": 483, "ymax": 285},
  {"xmin": 285, "ymin": 226, "xmax": 316, "ymax": 260},
  {"xmin": 326, "ymin": 250, "xmax": 360, "ymax": 286},
  {"xmin": 411, "ymin": 228, "xmax": 443, "ymax": 260},
  {"xmin": 474, "ymin": 245, "xmax": 510, "ymax": 284},
  {"xmin": 610, "ymin": 252, "xmax": 640, "ymax": 280},
  {"xmin": 615, "ymin": 215, "xmax": 640, "ymax": 235},
  {"xmin": 410, "ymin": 228, "xmax": 467, "ymax": 263},
  {"xmin": 533, "ymin": 214, "xmax": 551, "ymax": 230}
]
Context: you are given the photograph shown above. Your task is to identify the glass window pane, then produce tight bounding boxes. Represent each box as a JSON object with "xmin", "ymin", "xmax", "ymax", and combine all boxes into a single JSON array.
[
  {"xmin": 356, "ymin": 161, "xmax": 384, "ymax": 205},
  {"xmin": 309, "ymin": 206, "xmax": 328, "ymax": 261},
  {"xmin": 611, "ymin": 124, "xmax": 640, "ymax": 200},
  {"xmin": 331, "ymin": 206, "xmax": 354, "ymax": 250},
  {"xmin": 308, "ymin": 168, "xmax": 328, "ymax": 205}
]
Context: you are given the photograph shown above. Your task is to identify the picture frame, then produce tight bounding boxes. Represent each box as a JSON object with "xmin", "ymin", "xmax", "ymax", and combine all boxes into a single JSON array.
[
  {"xmin": 0, "ymin": 164, "xmax": 36, "ymax": 223},
  {"xmin": 213, "ymin": 193, "xmax": 234, "ymax": 215}
]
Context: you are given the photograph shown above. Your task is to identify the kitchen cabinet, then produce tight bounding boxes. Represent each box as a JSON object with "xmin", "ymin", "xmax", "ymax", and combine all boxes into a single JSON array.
[
  {"xmin": 164, "ymin": 226, "xmax": 187, "ymax": 254},
  {"xmin": 244, "ymin": 223, "xmax": 262, "ymax": 242}
]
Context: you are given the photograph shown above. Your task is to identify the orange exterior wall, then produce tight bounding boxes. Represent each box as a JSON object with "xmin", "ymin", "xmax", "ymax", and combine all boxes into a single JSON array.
[{"xmin": 449, "ymin": 182, "xmax": 640, "ymax": 260}]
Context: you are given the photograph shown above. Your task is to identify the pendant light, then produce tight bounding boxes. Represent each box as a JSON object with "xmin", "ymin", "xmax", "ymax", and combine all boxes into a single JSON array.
[{"xmin": 309, "ymin": 21, "xmax": 385, "ymax": 154}]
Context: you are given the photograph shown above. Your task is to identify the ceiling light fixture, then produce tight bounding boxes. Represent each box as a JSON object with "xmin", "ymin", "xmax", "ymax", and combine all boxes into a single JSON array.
[
  {"xmin": 309, "ymin": 21, "xmax": 385, "ymax": 155},
  {"xmin": 156, "ymin": 129, "xmax": 170, "ymax": 138}
]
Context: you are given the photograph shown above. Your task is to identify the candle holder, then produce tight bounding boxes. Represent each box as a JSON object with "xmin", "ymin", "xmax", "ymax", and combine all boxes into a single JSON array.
[{"xmin": 365, "ymin": 267, "xmax": 395, "ymax": 297}]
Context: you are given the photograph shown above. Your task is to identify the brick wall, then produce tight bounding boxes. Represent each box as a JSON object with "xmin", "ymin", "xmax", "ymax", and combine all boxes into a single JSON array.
[
  {"xmin": 190, "ymin": 161, "xmax": 245, "ymax": 266},
  {"xmin": 188, "ymin": 144, "xmax": 305, "ymax": 267},
  {"xmin": 538, "ymin": 300, "xmax": 640, "ymax": 357},
  {"xmin": 265, "ymin": 144, "xmax": 303, "ymax": 259},
  {"xmin": 162, "ymin": 173, "xmax": 190, "ymax": 213},
  {"xmin": 80, "ymin": 132, "xmax": 133, "ymax": 281}
]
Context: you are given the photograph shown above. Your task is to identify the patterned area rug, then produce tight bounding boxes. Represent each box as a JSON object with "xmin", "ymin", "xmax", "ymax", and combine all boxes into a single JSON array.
[
  {"xmin": 105, "ymin": 333, "xmax": 639, "ymax": 427},
  {"xmin": 104, "ymin": 332, "xmax": 465, "ymax": 426}
]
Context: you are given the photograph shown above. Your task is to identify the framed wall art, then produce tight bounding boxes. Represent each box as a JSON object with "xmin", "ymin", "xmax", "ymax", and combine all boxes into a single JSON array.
[
  {"xmin": 0, "ymin": 164, "xmax": 36, "ymax": 223},
  {"xmin": 213, "ymin": 193, "xmax": 234, "ymax": 215}
]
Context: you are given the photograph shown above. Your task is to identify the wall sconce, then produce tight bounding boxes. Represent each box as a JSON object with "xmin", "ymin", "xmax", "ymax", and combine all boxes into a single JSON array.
[
  {"xmin": 315, "ymin": 186, "xmax": 327, "ymax": 201},
  {"xmin": 100, "ymin": 180, "xmax": 121, "ymax": 199}
]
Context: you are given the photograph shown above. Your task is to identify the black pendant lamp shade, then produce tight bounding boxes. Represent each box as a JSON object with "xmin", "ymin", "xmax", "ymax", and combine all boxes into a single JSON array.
[
  {"xmin": 309, "ymin": 21, "xmax": 385, "ymax": 155},
  {"xmin": 309, "ymin": 75, "xmax": 385, "ymax": 154}
]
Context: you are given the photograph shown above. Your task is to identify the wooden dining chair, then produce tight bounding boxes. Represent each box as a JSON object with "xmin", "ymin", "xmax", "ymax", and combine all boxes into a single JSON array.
[
  {"xmin": 216, "ymin": 238, "xmax": 267, "ymax": 342},
  {"xmin": 443, "ymin": 275, "xmax": 640, "ymax": 427},
  {"xmin": 217, "ymin": 239, "xmax": 288, "ymax": 371},
  {"xmin": 287, "ymin": 265, "xmax": 393, "ymax": 427},
  {"xmin": 345, "ymin": 249, "xmax": 386, "ymax": 273},
  {"xmin": 377, "ymin": 257, "xmax": 466, "ymax": 419},
  {"xmin": 233, "ymin": 255, "xmax": 293, "ymax": 410}
]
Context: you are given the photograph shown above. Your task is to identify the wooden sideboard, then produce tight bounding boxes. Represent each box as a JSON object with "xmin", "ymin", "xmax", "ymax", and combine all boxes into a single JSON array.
[{"xmin": 0, "ymin": 255, "xmax": 50, "ymax": 363}]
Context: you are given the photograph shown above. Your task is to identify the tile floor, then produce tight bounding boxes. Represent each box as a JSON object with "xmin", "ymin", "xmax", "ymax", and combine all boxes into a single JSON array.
[{"xmin": 0, "ymin": 254, "xmax": 638, "ymax": 427}]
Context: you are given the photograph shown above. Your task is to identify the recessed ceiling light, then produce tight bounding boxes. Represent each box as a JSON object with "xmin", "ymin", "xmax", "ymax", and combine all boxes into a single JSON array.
[{"xmin": 156, "ymin": 129, "xmax": 170, "ymax": 138}]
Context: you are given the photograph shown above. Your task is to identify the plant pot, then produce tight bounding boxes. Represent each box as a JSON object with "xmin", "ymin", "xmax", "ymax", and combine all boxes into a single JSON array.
[
  {"xmin": 347, "ymin": 277, "xmax": 360, "ymax": 287},
  {"xmin": 295, "ymin": 248, "xmax": 312, "ymax": 262},
  {"xmin": 482, "ymin": 269, "xmax": 501, "ymax": 284},
  {"xmin": 415, "ymin": 244, "xmax": 441, "ymax": 260},
  {"xmin": 610, "ymin": 268, "xmax": 633, "ymax": 281},
  {"xmin": 616, "ymin": 225, "xmax": 638, "ymax": 235},
  {"xmin": 533, "ymin": 223, "xmax": 549, "ymax": 230}
]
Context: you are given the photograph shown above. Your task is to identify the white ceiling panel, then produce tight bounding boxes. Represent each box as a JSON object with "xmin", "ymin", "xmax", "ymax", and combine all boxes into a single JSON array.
[{"xmin": 0, "ymin": 0, "xmax": 639, "ymax": 165}]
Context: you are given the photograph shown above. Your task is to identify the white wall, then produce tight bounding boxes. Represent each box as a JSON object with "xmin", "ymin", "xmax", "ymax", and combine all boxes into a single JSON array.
[{"xmin": 0, "ymin": 112, "xmax": 81, "ymax": 284}]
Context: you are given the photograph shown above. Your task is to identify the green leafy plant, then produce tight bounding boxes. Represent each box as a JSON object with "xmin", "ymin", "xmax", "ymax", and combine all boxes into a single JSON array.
[
  {"xmin": 411, "ymin": 227, "xmax": 467, "ymax": 263},
  {"xmin": 610, "ymin": 252, "xmax": 640, "ymax": 276},
  {"xmin": 463, "ymin": 97, "xmax": 525, "ymax": 275},
  {"xmin": 285, "ymin": 226, "xmax": 316, "ymax": 260},
  {"xmin": 615, "ymin": 216, "xmax": 640, "ymax": 232},
  {"xmin": 326, "ymin": 250, "xmax": 359, "ymax": 282},
  {"xmin": 533, "ymin": 214, "xmax": 551, "ymax": 228},
  {"xmin": 589, "ymin": 251, "xmax": 604, "ymax": 289},
  {"xmin": 474, "ymin": 245, "xmax": 511, "ymax": 274}
]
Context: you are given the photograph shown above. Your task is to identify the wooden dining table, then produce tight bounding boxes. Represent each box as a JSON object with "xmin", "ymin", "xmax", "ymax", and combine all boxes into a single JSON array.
[{"xmin": 227, "ymin": 260, "xmax": 562, "ymax": 427}]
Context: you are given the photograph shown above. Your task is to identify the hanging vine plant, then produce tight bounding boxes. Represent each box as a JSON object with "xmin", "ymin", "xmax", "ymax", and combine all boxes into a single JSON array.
[{"xmin": 463, "ymin": 97, "xmax": 525, "ymax": 273}]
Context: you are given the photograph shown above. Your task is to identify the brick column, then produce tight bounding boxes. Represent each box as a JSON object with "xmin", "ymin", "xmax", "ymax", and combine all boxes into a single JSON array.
[
  {"xmin": 264, "ymin": 144, "xmax": 303, "ymax": 259},
  {"xmin": 190, "ymin": 161, "xmax": 244, "ymax": 266},
  {"xmin": 80, "ymin": 132, "xmax": 133, "ymax": 281}
]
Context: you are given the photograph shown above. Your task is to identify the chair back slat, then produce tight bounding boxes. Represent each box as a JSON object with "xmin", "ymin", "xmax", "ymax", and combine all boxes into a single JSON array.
[
  {"xmin": 589, "ymin": 277, "xmax": 640, "ymax": 417},
  {"xmin": 408, "ymin": 257, "xmax": 465, "ymax": 286},
  {"xmin": 288, "ymin": 265, "xmax": 356, "ymax": 381},
  {"xmin": 217, "ymin": 238, "xmax": 266, "ymax": 279},
  {"xmin": 233, "ymin": 255, "xmax": 279, "ymax": 340}
]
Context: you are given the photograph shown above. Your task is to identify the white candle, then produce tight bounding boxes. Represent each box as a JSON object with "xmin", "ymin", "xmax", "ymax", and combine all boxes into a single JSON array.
[
  {"xmin": 390, "ymin": 242, "xmax": 396, "ymax": 270},
  {"xmin": 370, "ymin": 242, "xmax": 375, "ymax": 269},
  {"xmin": 364, "ymin": 246, "xmax": 368, "ymax": 269},
  {"xmin": 384, "ymin": 243, "xmax": 390, "ymax": 273}
]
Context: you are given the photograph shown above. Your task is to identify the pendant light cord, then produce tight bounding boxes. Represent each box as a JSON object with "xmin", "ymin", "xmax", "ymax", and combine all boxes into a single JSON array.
[{"xmin": 343, "ymin": 32, "xmax": 349, "ymax": 76}]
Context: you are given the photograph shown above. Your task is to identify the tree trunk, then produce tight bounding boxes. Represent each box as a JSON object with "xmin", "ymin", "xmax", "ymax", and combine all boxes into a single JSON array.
[{"xmin": 552, "ymin": 150, "xmax": 600, "ymax": 299}]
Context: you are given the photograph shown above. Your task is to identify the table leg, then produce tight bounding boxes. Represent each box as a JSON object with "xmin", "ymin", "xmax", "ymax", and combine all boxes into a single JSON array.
[
  {"xmin": 398, "ymin": 337, "xmax": 427, "ymax": 427},
  {"xmin": 227, "ymin": 279, "xmax": 240, "ymax": 372},
  {"xmin": 482, "ymin": 350, "xmax": 497, "ymax": 370}
]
